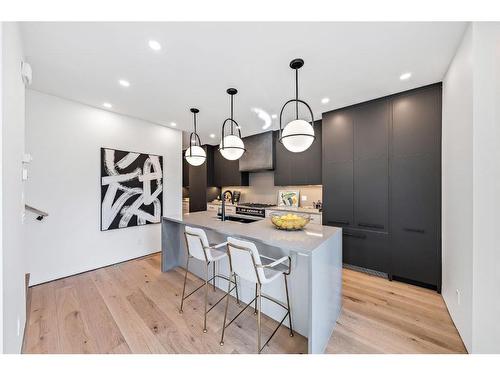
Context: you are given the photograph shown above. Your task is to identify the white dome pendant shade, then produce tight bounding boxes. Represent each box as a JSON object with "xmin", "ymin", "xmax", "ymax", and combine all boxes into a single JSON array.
[
  {"xmin": 279, "ymin": 58, "xmax": 316, "ymax": 153},
  {"xmin": 282, "ymin": 119, "xmax": 315, "ymax": 153},
  {"xmin": 184, "ymin": 108, "xmax": 207, "ymax": 166},
  {"xmin": 219, "ymin": 134, "xmax": 245, "ymax": 160},
  {"xmin": 184, "ymin": 145, "xmax": 206, "ymax": 166},
  {"xmin": 219, "ymin": 88, "xmax": 246, "ymax": 161}
]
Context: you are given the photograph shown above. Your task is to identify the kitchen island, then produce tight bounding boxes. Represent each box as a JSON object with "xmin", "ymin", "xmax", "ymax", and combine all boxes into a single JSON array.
[{"xmin": 161, "ymin": 211, "xmax": 342, "ymax": 353}]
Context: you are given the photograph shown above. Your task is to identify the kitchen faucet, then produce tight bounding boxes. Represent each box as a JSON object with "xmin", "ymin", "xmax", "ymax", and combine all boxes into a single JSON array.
[{"xmin": 220, "ymin": 190, "xmax": 233, "ymax": 221}]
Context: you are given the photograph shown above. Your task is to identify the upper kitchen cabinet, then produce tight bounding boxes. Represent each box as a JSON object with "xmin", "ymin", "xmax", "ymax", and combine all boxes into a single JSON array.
[
  {"xmin": 322, "ymin": 101, "xmax": 390, "ymax": 232},
  {"xmin": 353, "ymin": 99, "xmax": 390, "ymax": 232},
  {"xmin": 213, "ymin": 149, "xmax": 249, "ymax": 187},
  {"xmin": 274, "ymin": 120, "xmax": 322, "ymax": 186}
]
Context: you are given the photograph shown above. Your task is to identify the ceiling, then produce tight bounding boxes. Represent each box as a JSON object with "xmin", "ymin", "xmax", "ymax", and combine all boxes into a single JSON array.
[{"xmin": 20, "ymin": 22, "xmax": 467, "ymax": 145}]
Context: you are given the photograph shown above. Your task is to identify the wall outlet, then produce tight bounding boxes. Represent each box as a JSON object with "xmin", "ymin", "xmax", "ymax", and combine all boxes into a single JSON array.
[
  {"xmin": 456, "ymin": 289, "xmax": 461, "ymax": 305},
  {"xmin": 301, "ymin": 195, "xmax": 307, "ymax": 202},
  {"xmin": 17, "ymin": 317, "xmax": 21, "ymax": 337}
]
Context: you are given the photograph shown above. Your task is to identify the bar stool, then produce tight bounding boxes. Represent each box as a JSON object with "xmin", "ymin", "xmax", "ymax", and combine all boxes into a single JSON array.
[
  {"xmin": 220, "ymin": 236, "xmax": 293, "ymax": 354},
  {"xmin": 179, "ymin": 226, "xmax": 239, "ymax": 333}
]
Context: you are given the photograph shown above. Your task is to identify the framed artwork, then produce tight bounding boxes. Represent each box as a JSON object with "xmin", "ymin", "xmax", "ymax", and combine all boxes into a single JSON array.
[
  {"xmin": 100, "ymin": 147, "xmax": 163, "ymax": 231},
  {"xmin": 278, "ymin": 190, "xmax": 300, "ymax": 207}
]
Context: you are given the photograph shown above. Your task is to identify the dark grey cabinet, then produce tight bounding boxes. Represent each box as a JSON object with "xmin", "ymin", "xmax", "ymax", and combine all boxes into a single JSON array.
[
  {"xmin": 322, "ymin": 83, "xmax": 442, "ymax": 291},
  {"xmin": 274, "ymin": 121, "xmax": 322, "ymax": 186},
  {"xmin": 390, "ymin": 85, "xmax": 442, "ymax": 289},
  {"xmin": 342, "ymin": 229, "xmax": 389, "ymax": 273},
  {"xmin": 182, "ymin": 152, "xmax": 189, "ymax": 187},
  {"xmin": 213, "ymin": 149, "xmax": 249, "ymax": 187},
  {"xmin": 322, "ymin": 160, "xmax": 353, "ymax": 226},
  {"xmin": 188, "ymin": 145, "xmax": 216, "ymax": 213}
]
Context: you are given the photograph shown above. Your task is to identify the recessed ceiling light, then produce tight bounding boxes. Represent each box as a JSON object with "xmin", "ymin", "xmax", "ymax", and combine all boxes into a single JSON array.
[
  {"xmin": 209, "ymin": 133, "xmax": 215, "ymax": 138},
  {"xmin": 271, "ymin": 114, "xmax": 277, "ymax": 119},
  {"xmin": 148, "ymin": 40, "xmax": 161, "ymax": 51},
  {"xmin": 103, "ymin": 102, "xmax": 112, "ymax": 109},
  {"xmin": 170, "ymin": 122, "xmax": 177, "ymax": 127},
  {"xmin": 400, "ymin": 72, "xmax": 412, "ymax": 81},
  {"xmin": 321, "ymin": 97, "xmax": 330, "ymax": 104},
  {"xmin": 118, "ymin": 79, "xmax": 130, "ymax": 87}
]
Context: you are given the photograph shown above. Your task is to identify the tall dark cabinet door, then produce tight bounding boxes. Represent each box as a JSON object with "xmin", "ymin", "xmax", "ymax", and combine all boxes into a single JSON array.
[
  {"xmin": 391, "ymin": 155, "xmax": 438, "ymax": 285},
  {"xmin": 390, "ymin": 84, "xmax": 441, "ymax": 288},
  {"xmin": 322, "ymin": 110, "xmax": 354, "ymax": 226},
  {"xmin": 353, "ymin": 99, "xmax": 389, "ymax": 232}
]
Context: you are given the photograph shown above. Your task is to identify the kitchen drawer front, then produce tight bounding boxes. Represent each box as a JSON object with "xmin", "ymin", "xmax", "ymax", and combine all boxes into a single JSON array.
[
  {"xmin": 309, "ymin": 213, "xmax": 322, "ymax": 224},
  {"xmin": 225, "ymin": 206, "xmax": 236, "ymax": 215},
  {"xmin": 342, "ymin": 229, "xmax": 389, "ymax": 273}
]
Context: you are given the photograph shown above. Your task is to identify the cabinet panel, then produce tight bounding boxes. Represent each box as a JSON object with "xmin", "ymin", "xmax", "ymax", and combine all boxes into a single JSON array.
[
  {"xmin": 213, "ymin": 148, "xmax": 249, "ymax": 187},
  {"xmin": 322, "ymin": 160, "xmax": 353, "ymax": 226},
  {"xmin": 354, "ymin": 157, "xmax": 388, "ymax": 231},
  {"xmin": 392, "ymin": 87, "xmax": 440, "ymax": 157},
  {"xmin": 343, "ymin": 229, "xmax": 389, "ymax": 272},
  {"xmin": 182, "ymin": 153, "xmax": 189, "ymax": 187},
  {"xmin": 274, "ymin": 135, "xmax": 291, "ymax": 186},
  {"xmin": 354, "ymin": 99, "xmax": 389, "ymax": 160},
  {"xmin": 274, "ymin": 121, "xmax": 322, "ymax": 186},
  {"xmin": 390, "ymin": 154, "xmax": 438, "ymax": 285},
  {"xmin": 322, "ymin": 111, "xmax": 353, "ymax": 163}
]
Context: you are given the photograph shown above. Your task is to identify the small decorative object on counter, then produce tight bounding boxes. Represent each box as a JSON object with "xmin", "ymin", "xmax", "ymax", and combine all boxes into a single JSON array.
[
  {"xmin": 270, "ymin": 212, "xmax": 310, "ymax": 231},
  {"xmin": 278, "ymin": 190, "xmax": 299, "ymax": 207}
]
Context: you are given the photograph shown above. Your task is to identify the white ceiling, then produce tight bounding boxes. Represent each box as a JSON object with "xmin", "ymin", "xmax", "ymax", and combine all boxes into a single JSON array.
[{"xmin": 20, "ymin": 22, "xmax": 467, "ymax": 145}]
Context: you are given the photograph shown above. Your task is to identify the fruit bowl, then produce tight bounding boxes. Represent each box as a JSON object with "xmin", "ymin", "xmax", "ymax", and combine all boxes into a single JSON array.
[{"xmin": 270, "ymin": 212, "xmax": 311, "ymax": 231}]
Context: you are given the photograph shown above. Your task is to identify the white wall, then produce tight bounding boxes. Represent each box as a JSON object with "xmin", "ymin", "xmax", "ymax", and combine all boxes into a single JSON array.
[
  {"xmin": 25, "ymin": 90, "xmax": 182, "ymax": 285},
  {"xmin": 1, "ymin": 22, "xmax": 27, "ymax": 353},
  {"xmin": 441, "ymin": 24, "xmax": 473, "ymax": 352},
  {"xmin": 471, "ymin": 22, "xmax": 500, "ymax": 354},
  {"xmin": 442, "ymin": 22, "xmax": 500, "ymax": 353}
]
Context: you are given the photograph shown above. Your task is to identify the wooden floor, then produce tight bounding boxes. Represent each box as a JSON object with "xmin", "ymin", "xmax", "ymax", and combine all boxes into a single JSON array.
[{"xmin": 23, "ymin": 253, "xmax": 466, "ymax": 354}]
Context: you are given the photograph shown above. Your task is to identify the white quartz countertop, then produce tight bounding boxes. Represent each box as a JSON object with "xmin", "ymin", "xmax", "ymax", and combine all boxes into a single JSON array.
[{"xmin": 163, "ymin": 211, "xmax": 340, "ymax": 254}]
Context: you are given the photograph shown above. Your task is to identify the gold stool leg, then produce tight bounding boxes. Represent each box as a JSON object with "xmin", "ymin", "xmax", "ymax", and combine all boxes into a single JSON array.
[
  {"xmin": 234, "ymin": 275, "xmax": 240, "ymax": 305},
  {"xmin": 203, "ymin": 262, "xmax": 209, "ymax": 333},
  {"xmin": 253, "ymin": 283, "xmax": 258, "ymax": 315},
  {"xmin": 212, "ymin": 261, "xmax": 216, "ymax": 291},
  {"xmin": 257, "ymin": 283, "xmax": 262, "ymax": 354},
  {"xmin": 220, "ymin": 272, "xmax": 233, "ymax": 346},
  {"xmin": 179, "ymin": 256, "xmax": 190, "ymax": 314},
  {"xmin": 284, "ymin": 274, "xmax": 294, "ymax": 337}
]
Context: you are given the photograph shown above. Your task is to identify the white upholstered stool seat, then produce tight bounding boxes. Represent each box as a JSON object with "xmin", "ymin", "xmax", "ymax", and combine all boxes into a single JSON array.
[
  {"xmin": 179, "ymin": 226, "xmax": 239, "ymax": 333},
  {"xmin": 219, "ymin": 236, "xmax": 294, "ymax": 353}
]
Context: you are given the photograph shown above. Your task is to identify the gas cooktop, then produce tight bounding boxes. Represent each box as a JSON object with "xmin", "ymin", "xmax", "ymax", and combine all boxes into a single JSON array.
[{"xmin": 237, "ymin": 203, "xmax": 275, "ymax": 208}]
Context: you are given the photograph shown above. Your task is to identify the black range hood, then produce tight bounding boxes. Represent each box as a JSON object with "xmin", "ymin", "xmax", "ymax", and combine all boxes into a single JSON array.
[{"xmin": 238, "ymin": 131, "xmax": 275, "ymax": 172}]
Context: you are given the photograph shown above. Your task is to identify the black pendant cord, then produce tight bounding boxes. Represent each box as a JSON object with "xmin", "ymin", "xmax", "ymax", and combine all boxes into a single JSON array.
[
  {"xmin": 295, "ymin": 68, "xmax": 299, "ymax": 120},
  {"xmin": 230, "ymin": 94, "xmax": 234, "ymax": 135},
  {"xmin": 188, "ymin": 108, "xmax": 202, "ymax": 159}
]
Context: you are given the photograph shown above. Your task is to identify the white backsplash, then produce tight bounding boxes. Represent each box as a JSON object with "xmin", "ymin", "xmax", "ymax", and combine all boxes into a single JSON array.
[{"xmin": 223, "ymin": 171, "xmax": 322, "ymax": 208}]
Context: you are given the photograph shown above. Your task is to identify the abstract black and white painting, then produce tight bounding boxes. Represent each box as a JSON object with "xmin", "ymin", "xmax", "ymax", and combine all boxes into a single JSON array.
[{"xmin": 100, "ymin": 148, "xmax": 163, "ymax": 231}]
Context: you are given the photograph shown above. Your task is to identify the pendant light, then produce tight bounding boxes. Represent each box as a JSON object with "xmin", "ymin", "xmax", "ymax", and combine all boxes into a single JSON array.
[
  {"xmin": 279, "ymin": 58, "xmax": 315, "ymax": 153},
  {"xmin": 219, "ymin": 88, "xmax": 246, "ymax": 161},
  {"xmin": 184, "ymin": 108, "xmax": 206, "ymax": 166}
]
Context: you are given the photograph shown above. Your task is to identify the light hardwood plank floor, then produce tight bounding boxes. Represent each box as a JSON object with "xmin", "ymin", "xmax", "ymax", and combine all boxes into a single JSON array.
[{"xmin": 23, "ymin": 253, "xmax": 466, "ymax": 354}]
